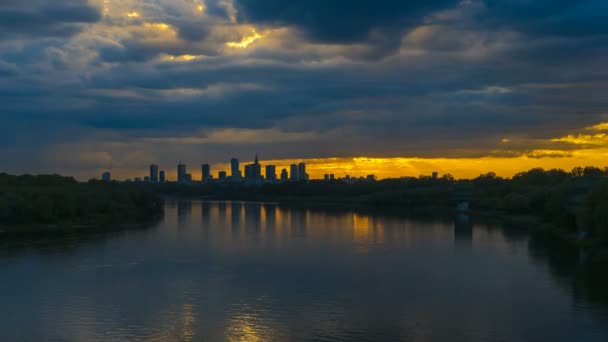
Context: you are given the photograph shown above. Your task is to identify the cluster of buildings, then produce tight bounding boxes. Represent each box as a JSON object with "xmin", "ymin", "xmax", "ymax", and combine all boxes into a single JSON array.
[
  {"xmin": 324, "ymin": 174, "xmax": 377, "ymax": 183},
  {"xmin": 103, "ymin": 154, "xmax": 321, "ymax": 185}
]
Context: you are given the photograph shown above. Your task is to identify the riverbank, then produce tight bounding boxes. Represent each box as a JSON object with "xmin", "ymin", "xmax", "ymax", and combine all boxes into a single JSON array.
[
  {"xmin": 191, "ymin": 194, "xmax": 608, "ymax": 261},
  {"xmin": 0, "ymin": 174, "xmax": 164, "ymax": 233},
  {"xmin": 0, "ymin": 219, "xmax": 162, "ymax": 236}
]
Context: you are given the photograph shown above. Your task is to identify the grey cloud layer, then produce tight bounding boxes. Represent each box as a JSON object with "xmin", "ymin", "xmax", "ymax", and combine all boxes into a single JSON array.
[
  {"xmin": 234, "ymin": 0, "xmax": 458, "ymax": 44},
  {"xmin": 0, "ymin": 0, "xmax": 608, "ymax": 175},
  {"xmin": 0, "ymin": 0, "xmax": 100, "ymax": 38}
]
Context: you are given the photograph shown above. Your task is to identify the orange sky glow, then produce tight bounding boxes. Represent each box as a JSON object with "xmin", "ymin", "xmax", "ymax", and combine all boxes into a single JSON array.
[{"xmin": 104, "ymin": 122, "xmax": 608, "ymax": 181}]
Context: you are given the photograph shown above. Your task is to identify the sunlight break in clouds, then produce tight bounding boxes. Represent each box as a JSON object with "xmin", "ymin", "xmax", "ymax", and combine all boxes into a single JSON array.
[
  {"xmin": 2, "ymin": 0, "xmax": 608, "ymax": 179},
  {"xmin": 161, "ymin": 54, "xmax": 204, "ymax": 62},
  {"xmin": 226, "ymin": 29, "xmax": 265, "ymax": 48}
]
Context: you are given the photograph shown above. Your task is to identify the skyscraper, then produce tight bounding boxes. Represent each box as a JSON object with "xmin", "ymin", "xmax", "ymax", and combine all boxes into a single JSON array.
[
  {"xmin": 150, "ymin": 164, "xmax": 159, "ymax": 183},
  {"xmin": 290, "ymin": 164, "xmax": 298, "ymax": 181},
  {"xmin": 219, "ymin": 171, "xmax": 227, "ymax": 180},
  {"xmin": 231, "ymin": 158, "xmax": 241, "ymax": 179},
  {"xmin": 298, "ymin": 162, "xmax": 307, "ymax": 181},
  {"xmin": 244, "ymin": 154, "xmax": 262, "ymax": 181},
  {"xmin": 266, "ymin": 165, "xmax": 277, "ymax": 182},
  {"xmin": 102, "ymin": 172, "xmax": 111, "ymax": 182},
  {"xmin": 201, "ymin": 164, "xmax": 211, "ymax": 182},
  {"xmin": 252, "ymin": 154, "xmax": 261, "ymax": 179},
  {"xmin": 159, "ymin": 170, "xmax": 166, "ymax": 183},
  {"xmin": 244, "ymin": 164, "xmax": 253, "ymax": 179},
  {"xmin": 280, "ymin": 169, "xmax": 288, "ymax": 182},
  {"xmin": 178, "ymin": 163, "xmax": 187, "ymax": 183}
]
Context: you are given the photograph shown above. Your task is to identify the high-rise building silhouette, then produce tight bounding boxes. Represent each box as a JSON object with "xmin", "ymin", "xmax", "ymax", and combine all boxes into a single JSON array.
[
  {"xmin": 266, "ymin": 165, "xmax": 277, "ymax": 182},
  {"xmin": 219, "ymin": 171, "xmax": 227, "ymax": 180},
  {"xmin": 231, "ymin": 158, "xmax": 241, "ymax": 179},
  {"xmin": 290, "ymin": 164, "xmax": 298, "ymax": 181},
  {"xmin": 245, "ymin": 154, "xmax": 262, "ymax": 180},
  {"xmin": 298, "ymin": 162, "xmax": 307, "ymax": 181},
  {"xmin": 253, "ymin": 154, "xmax": 261, "ymax": 179},
  {"xmin": 201, "ymin": 164, "xmax": 211, "ymax": 182},
  {"xmin": 159, "ymin": 170, "xmax": 166, "ymax": 183},
  {"xmin": 244, "ymin": 164, "xmax": 253, "ymax": 178},
  {"xmin": 281, "ymin": 169, "xmax": 288, "ymax": 182},
  {"xmin": 102, "ymin": 172, "xmax": 111, "ymax": 182},
  {"xmin": 178, "ymin": 163, "xmax": 187, "ymax": 183},
  {"xmin": 150, "ymin": 164, "xmax": 159, "ymax": 183}
]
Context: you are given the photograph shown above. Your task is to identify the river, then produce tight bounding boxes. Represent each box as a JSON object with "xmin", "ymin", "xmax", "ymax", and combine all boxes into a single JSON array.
[{"xmin": 1, "ymin": 200, "xmax": 607, "ymax": 341}]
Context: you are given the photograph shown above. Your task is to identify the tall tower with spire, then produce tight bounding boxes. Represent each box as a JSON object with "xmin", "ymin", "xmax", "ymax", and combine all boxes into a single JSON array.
[
  {"xmin": 253, "ymin": 153, "xmax": 261, "ymax": 179},
  {"xmin": 245, "ymin": 153, "xmax": 262, "ymax": 180}
]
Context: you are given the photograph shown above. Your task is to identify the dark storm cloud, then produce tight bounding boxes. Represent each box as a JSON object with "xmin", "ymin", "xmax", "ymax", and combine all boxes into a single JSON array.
[
  {"xmin": 71, "ymin": 52, "xmax": 608, "ymax": 147},
  {"xmin": 0, "ymin": 0, "xmax": 100, "ymax": 38},
  {"xmin": 234, "ymin": 0, "xmax": 458, "ymax": 43},
  {"xmin": 2, "ymin": 0, "xmax": 608, "ymax": 176},
  {"xmin": 234, "ymin": 0, "xmax": 458, "ymax": 57},
  {"xmin": 480, "ymin": 0, "xmax": 608, "ymax": 36},
  {"xmin": 0, "ymin": 60, "xmax": 18, "ymax": 76},
  {"xmin": 174, "ymin": 21, "xmax": 212, "ymax": 42}
]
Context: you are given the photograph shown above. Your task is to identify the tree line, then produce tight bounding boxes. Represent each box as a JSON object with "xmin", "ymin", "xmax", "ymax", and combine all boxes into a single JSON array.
[
  {"xmin": 0, "ymin": 173, "xmax": 163, "ymax": 227},
  {"xmin": 148, "ymin": 166, "xmax": 608, "ymax": 244}
]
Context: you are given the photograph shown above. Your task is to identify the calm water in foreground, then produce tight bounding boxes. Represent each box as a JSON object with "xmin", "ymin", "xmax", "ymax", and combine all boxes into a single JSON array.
[{"xmin": 1, "ymin": 200, "xmax": 608, "ymax": 341}]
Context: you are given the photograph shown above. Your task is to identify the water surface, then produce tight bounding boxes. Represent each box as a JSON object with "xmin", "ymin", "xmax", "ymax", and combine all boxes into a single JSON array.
[{"xmin": 1, "ymin": 200, "xmax": 607, "ymax": 341}]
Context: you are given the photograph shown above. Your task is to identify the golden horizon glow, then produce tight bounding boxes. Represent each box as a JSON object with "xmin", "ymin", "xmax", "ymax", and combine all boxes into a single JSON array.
[
  {"xmin": 109, "ymin": 151, "xmax": 608, "ymax": 183},
  {"xmin": 226, "ymin": 30, "xmax": 264, "ymax": 48},
  {"xmin": 82, "ymin": 122, "xmax": 608, "ymax": 182},
  {"xmin": 588, "ymin": 122, "xmax": 608, "ymax": 131},
  {"xmin": 144, "ymin": 22, "xmax": 172, "ymax": 31},
  {"xmin": 552, "ymin": 133, "xmax": 608, "ymax": 146},
  {"xmin": 161, "ymin": 54, "xmax": 204, "ymax": 62},
  {"xmin": 127, "ymin": 12, "xmax": 140, "ymax": 18}
]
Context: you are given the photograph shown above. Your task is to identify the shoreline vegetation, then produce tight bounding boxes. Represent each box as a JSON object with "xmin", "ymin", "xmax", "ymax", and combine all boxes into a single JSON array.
[
  {"xmin": 1, "ymin": 167, "xmax": 607, "ymax": 259},
  {"xmin": 148, "ymin": 167, "xmax": 608, "ymax": 255},
  {"xmin": 0, "ymin": 174, "xmax": 163, "ymax": 235}
]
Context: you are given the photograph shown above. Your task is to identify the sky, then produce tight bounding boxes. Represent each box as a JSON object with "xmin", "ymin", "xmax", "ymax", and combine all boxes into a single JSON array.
[{"xmin": 1, "ymin": 0, "xmax": 608, "ymax": 180}]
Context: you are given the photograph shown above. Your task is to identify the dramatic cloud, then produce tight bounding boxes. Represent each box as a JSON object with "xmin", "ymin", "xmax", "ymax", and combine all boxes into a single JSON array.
[
  {"xmin": 0, "ymin": 0, "xmax": 101, "ymax": 38},
  {"xmin": 1, "ymin": 0, "xmax": 608, "ymax": 178},
  {"xmin": 234, "ymin": 0, "xmax": 459, "ymax": 43},
  {"xmin": 480, "ymin": 0, "xmax": 608, "ymax": 36}
]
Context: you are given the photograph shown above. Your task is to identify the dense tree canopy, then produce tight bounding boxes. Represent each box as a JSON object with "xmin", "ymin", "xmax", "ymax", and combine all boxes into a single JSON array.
[
  {"xmin": 0, "ymin": 174, "xmax": 162, "ymax": 227},
  {"xmin": 146, "ymin": 167, "xmax": 608, "ymax": 243}
]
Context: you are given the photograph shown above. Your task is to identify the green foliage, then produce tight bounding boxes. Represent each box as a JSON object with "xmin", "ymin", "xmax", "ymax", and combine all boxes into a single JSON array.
[
  {"xmin": 4, "ymin": 167, "xmax": 606, "ymax": 243},
  {"xmin": 0, "ymin": 174, "xmax": 163, "ymax": 227},
  {"xmin": 580, "ymin": 181, "xmax": 608, "ymax": 243},
  {"xmin": 147, "ymin": 167, "xmax": 608, "ymax": 242}
]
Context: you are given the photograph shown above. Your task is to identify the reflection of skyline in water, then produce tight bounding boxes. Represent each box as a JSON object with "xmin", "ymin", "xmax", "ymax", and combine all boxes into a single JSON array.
[
  {"xmin": 167, "ymin": 201, "xmax": 418, "ymax": 254},
  {"xmin": 177, "ymin": 200, "xmax": 192, "ymax": 226},
  {"xmin": 454, "ymin": 212, "xmax": 473, "ymax": 247},
  {"xmin": 1, "ymin": 200, "xmax": 607, "ymax": 341}
]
